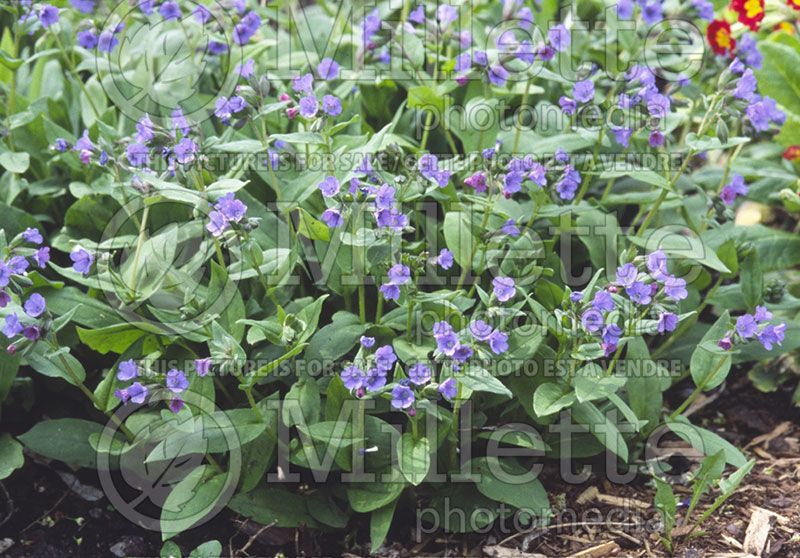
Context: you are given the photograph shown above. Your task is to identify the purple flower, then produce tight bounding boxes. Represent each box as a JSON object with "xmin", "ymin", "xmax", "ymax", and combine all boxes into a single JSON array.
[
  {"xmin": 159, "ymin": 1, "xmax": 180, "ymax": 20},
  {"xmin": 98, "ymin": 30, "xmax": 119, "ymax": 53},
  {"xmin": 488, "ymin": 64, "xmax": 509, "ymax": 87},
  {"xmin": 464, "ymin": 172, "xmax": 487, "ymax": 193},
  {"xmin": 233, "ymin": 11, "xmax": 261, "ymax": 45},
  {"xmin": 548, "ymin": 24, "xmax": 570, "ymax": 51},
  {"xmin": 39, "ymin": 4, "xmax": 59, "ymax": 27},
  {"xmin": 640, "ymin": 1, "xmax": 663, "ymax": 25},
  {"xmin": 573, "ymin": 80, "xmax": 594, "ymax": 103},
  {"xmin": 77, "ymin": 29, "xmax": 98, "ymax": 49},
  {"xmin": 470, "ymin": 320, "xmax": 493, "ymax": 341},
  {"xmin": 317, "ymin": 57, "xmax": 340, "ymax": 80},
  {"xmin": 581, "ymin": 309, "xmax": 604, "ymax": 333},
  {"xmin": 70, "ymin": 0, "xmax": 95, "ymax": 13},
  {"xmin": 439, "ymin": 378, "xmax": 457, "ymax": 400},
  {"xmin": 554, "ymin": 148, "xmax": 569, "ymax": 164},
  {"xmin": 732, "ymin": 69, "xmax": 757, "ymax": 101},
  {"xmin": 169, "ymin": 397, "xmax": 185, "ymax": 413},
  {"xmin": 365, "ymin": 368, "xmax": 387, "ymax": 391},
  {"xmin": 616, "ymin": 263, "xmax": 638, "ymax": 287},
  {"xmin": 70, "ymin": 247, "xmax": 94, "ymax": 276},
  {"xmin": 436, "ymin": 4, "xmax": 458, "ymax": 28},
  {"xmin": 570, "ymin": 291, "xmax": 584, "ymax": 303},
  {"xmin": 215, "ymin": 193, "xmax": 247, "ymax": 222},
  {"xmin": 647, "ymin": 250, "xmax": 669, "ymax": 280},
  {"xmin": 718, "ymin": 336, "xmax": 733, "ymax": 351},
  {"xmin": 602, "ymin": 323, "xmax": 623, "ymax": 346},
  {"xmin": 0, "ymin": 263, "xmax": 11, "ymax": 288},
  {"xmin": 23, "ymin": 326, "xmax": 41, "ymax": 342},
  {"xmin": 8, "ymin": 256, "xmax": 27, "ymax": 276},
  {"xmin": 720, "ymin": 174, "xmax": 748, "ymax": 206},
  {"xmin": 375, "ymin": 345, "xmax": 397, "ymax": 372},
  {"xmin": 208, "ymin": 40, "xmax": 228, "ymax": 54},
  {"xmin": 322, "ymin": 95, "xmax": 342, "ymax": 116},
  {"xmin": 214, "ymin": 95, "xmax": 247, "ymax": 123},
  {"xmin": 387, "ymin": 264, "xmax": 411, "ymax": 285},
  {"xmin": 735, "ymin": 314, "xmax": 758, "ymax": 338},
  {"xmin": 380, "ymin": 283, "xmax": 400, "ymax": 300},
  {"xmin": 753, "ymin": 306, "xmax": 772, "ymax": 323},
  {"xmin": 166, "ymin": 369, "xmax": 189, "ymax": 393},
  {"xmin": 664, "ymin": 276, "xmax": 688, "ymax": 301},
  {"xmin": 298, "ymin": 95, "xmax": 319, "ymax": 118},
  {"xmin": 649, "ymin": 130, "xmax": 665, "ymax": 147},
  {"xmin": 206, "ymin": 211, "xmax": 228, "ymax": 237},
  {"xmin": 318, "ymin": 176, "xmax": 340, "ymax": 197},
  {"xmin": 529, "ymin": 163, "xmax": 547, "ymax": 187},
  {"xmin": 418, "ymin": 154, "xmax": 452, "ymax": 187},
  {"xmin": 195, "ymin": 358, "xmax": 212, "ymax": 377},
  {"xmin": 555, "ymin": 166, "xmax": 581, "ymax": 200},
  {"xmin": 559, "ymin": 96, "xmax": 577, "ymax": 115},
  {"xmin": 237, "ymin": 58, "xmax": 255, "ymax": 78},
  {"xmin": 74, "ymin": 129, "xmax": 94, "ymax": 152},
  {"xmin": 117, "ymin": 359, "xmax": 139, "ymax": 381},
  {"xmin": 321, "ymin": 208, "xmax": 344, "ymax": 228},
  {"xmin": 646, "ymin": 92, "xmax": 671, "ymax": 119},
  {"xmin": 492, "ymin": 276, "xmax": 516, "ymax": 302},
  {"xmin": 390, "ymin": 385, "xmax": 415, "ymax": 409},
  {"xmin": 127, "ymin": 382, "xmax": 148, "ymax": 404},
  {"xmin": 626, "ymin": 281, "xmax": 652, "ymax": 305},
  {"xmin": 657, "ymin": 312, "xmax": 678, "ymax": 333},
  {"xmin": 341, "ymin": 365, "xmax": 365, "ymax": 390},
  {"xmin": 757, "ymin": 323, "xmax": 786, "ymax": 350},
  {"xmin": 360, "ymin": 336, "xmax": 375, "ymax": 348},
  {"xmin": 23, "ymin": 293, "xmax": 46, "ymax": 318},
  {"xmin": 617, "ymin": 0, "xmax": 634, "ymax": 18},
  {"xmin": 173, "ymin": 138, "xmax": 197, "ymax": 165},
  {"xmin": 292, "ymin": 73, "xmax": 314, "ymax": 94},
  {"xmin": 126, "ymin": 142, "xmax": 149, "ymax": 167},
  {"xmin": 737, "ymin": 34, "xmax": 762, "ymax": 69},
  {"xmin": 612, "ymin": 127, "xmax": 632, "ymax": 147},
  {"xmin": 408, "ymin": 5, "xmax": 425, "ymax": 24},
  {"xmin": 434, "ymin": 327, "xmax": 459, "ymax": 356},
  {"xmin": 172, "ymin": 108, "xmax": 191, "ymax": 135},
  {"xmin": 193, "ymin": 4, "xmax": 211, "ymax": 23},
  {"xmin": 135, "ymin": 114, "xmax": 155, "ymax": 144},
  {"xmin": 0, "ymin": 291, "xmax": 10, "ymax": 308},
  {"xmin": 2, "ymin": 314, "xmax": 23, "ymax": 339},
  {"xmin": 503, "ymin": 171, "xmax": 524, "ymax": 195},
  {"xmin": 408, "ymin": 363, "xmax": 431, "ymax": 385},
  {"xmin": 592, "ymin": 290, "xmax": 615, "ymax": 312},
  {"xmin": 500, "ymin": 219, "xmax": 520, "ymax": 237},
  {"xmin": 437, "ymin": 248, "xmax": 454, "ymax": 270},
  {"xmin": 692, "ymin": 0, "xmax": 714, "ymax": 20},
  {"xmin": 22, "ymin": 228, "xmax": 43, "ymax": 245},
  {"xmin": 488, "ymin": 330, "xmax": 509, "ymax": 354}
]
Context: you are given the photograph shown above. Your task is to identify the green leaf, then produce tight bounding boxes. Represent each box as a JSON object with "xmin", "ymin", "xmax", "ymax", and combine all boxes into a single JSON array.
[
  {"xmin": 18, "ymin": 419, "xmax": 103, "ymax": 468},
  {"xmin": 25, "ymin": 345, "xmax": 86, "ymax": 386},
  {"xmin": 76, "ymin": 323, "xmax": 154, "ymax": 355},
  {"xmin": 228, "ymin": 487, "xmax": 317, "ymax": 527},
  {"xmin": 470, "ymin": 457, "xmax": 549, "ymax": 517},
  {"xmin": 443, "ymin": 211, "xmax": 474, "ymax": 269},
  {"xmin": 533, "ymin": 383, "xmax": 576, "ymax": 417},
  {"xmin": 624, "ymin": 337, "xmax": 664, "ymax": 431},
  {"xmin": 572, "ymin": 401, "xmax": 629, "ymax": 461},
  {"xmin": 687, "ymin": 450, "xmax": 726, "ymax": 518},
  {"xmin": 347, "ymin": 471, "xmax": 405, "ymax": 513},
  {"xmin": 628, "ymin": 229, "xmax": 730, "ymax": 274},
  {"xmin": 305, "ymin": 312, "xmax": 366, "ymax": 364},
  {"xmin": 654, "ymin": 477, "xmax": 676, "ymax": 545},
  {"xmin": 740, "ymin": 252, "xmax": 762, "ymax": 310},
  {"xmin": 397, "ymin": 433, "xmax": 430, "ymax": 486},
  {"xmin": 459, "ymin": 366, "xmax": 512, "ymax": 398},
  {"xmin": 689, "ymin": 311, "xmax": 732, "ymax": 391},
  {"xmin": 0, "ymin": 434, "xmax": 24, "ymax": 480},
  {"xmin": 160, "ymin": 540, "xmax": 182, "ymax": 558},
  {"xmin": 297, "ymin": 208, "xmax": 330, "ymax": 241},
  {"xmin": 666, "ymin": 416, "xmax": 747, "ymax": 467},
  {"xmin": 161, "ymin": 466, "xmax": 232, "ymax": 540},
  {"xmin": 370, "ymin": 500, "xmax": 397, "ymax": 551},
  {"xmin": 188, "ymin": 541, "xmax": 222, "ymax": 558},
  {"xmin": 407, "ymin": 85, "xmax": 444, "ymax": 113},
  {"xmin": 754, "ymin": 42, "xmax": 800, "ymax": 116},
  {"xmin": 0, "ymin": 151, "xmax": 30, "ymax": 174}
]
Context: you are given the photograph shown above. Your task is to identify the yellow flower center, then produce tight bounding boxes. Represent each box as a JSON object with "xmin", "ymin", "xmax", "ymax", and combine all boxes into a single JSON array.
[
  {"xmin": 744, "ymin": 0, "xmax": 763, "ymax": 18},
  {"xmin": 716, "ymin": 29, "xmax": 731, "ymax": 48}
]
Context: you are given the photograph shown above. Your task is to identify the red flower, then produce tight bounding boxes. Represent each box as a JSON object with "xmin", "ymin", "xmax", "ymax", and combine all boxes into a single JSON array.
[
  {"xmin": 783, "ymin": 145, "xmax": 800, "ymax": 160},
  {"xmin": 774, "ymin": 22, "xmax": 796, "ymax": 34},
  {"xmin": 788, "ymin": 0, "xmax": 800, "ymax": 10},
  {"xmin": 731, "ymin": 0, "xmax": 765, "ymax": 31},
  {"xmin": 707, "ymin": 20, "xmax": 736, "ymax": 56}
]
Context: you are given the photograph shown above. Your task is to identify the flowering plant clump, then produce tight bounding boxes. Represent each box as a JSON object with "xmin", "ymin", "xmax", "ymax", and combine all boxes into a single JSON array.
[{"xmin": 1, "ymin": 0, "xmax": 800, "ymax": 554}]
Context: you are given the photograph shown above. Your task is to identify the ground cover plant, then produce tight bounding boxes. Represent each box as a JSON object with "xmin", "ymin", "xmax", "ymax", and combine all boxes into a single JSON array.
[{"xmin": 1, "ymin": 0, "xmax": 800, "ymax": 555}]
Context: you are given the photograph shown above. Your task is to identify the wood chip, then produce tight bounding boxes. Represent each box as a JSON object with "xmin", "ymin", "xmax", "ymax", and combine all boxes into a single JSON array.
[
  {"xmin": 566, "ymin": 541, "xmax": 620, "ymax": 558},
  {"xmin": 745, "ymin": 422, "xmax": 792, "ymax": 449},
  {"xmin": 742, "ymin": 508, "xmax": 774, "ymax": 556},
  {"xmin": 576, "ymin": 486, "xmax": 600, "ymax": 505},
  {"xmin": 482, "ymin": 545, "xmax": 547, "ymax": 558},
  {"xmin": 574, "ymin": 486, "xmax": 650, "ymax": 510}
]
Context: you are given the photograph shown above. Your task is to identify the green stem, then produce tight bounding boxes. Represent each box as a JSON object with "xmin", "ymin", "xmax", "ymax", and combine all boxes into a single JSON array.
[{"xmin": 128, "ymin": 205, "xmax": 150, "ymax": 299}]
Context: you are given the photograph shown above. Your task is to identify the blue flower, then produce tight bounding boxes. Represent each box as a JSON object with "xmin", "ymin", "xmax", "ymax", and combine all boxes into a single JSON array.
[
  {"xmin": 573, "ymin": 80, "xmax": 594, "ymax": 103},
  {"xmin": 341, "ymin": 365, "xmax": 365, "ymax": 390},
  {"xmin": 298, "ymin": 95, "xmax": 319, "ymax": 118},
  {"xmin": 322, "ymin": 208, "xmax": 344, "ymax": 228},
  {"xmin": 646, "ymin": 250, "xmax": 669, "ymax": 280},
  {"xmin": 437, "ymin": 248, "xmax": 454, "ymax": 270},
  {"xmin": 159, "ymin": 1, "xmax": 180, "ymax": 20},
  {"xmin": 166, "ymin": 369, "xmax": 189, "ymax": 393},
  {"xmin": 735, "ymin": 314, "xmax": 758, "ymax": 338},
  {"xmin": 757, "ymin": 323, "xmax": 786, "ymax": 350},
  {"xmin": 657, "ymin": 312, "xmax": 678, "ymax": 333},
  {"xmin": 438, "ymin": 378, "xmax": 457, "ymax": 400},
  {"xmin": 71, "ymin": 247, "xmax": 94, "ymax": 276},
  {"xmin": 69, "ymin": 0, "xmax": 95, "ymax": 13},
  {"xmin": 317, "ymin": 58, "xmax": 340, "ymax": 80},
  {"xmin": 2, "ymin": 314, "xmax": 23, "ymax": 339},
  {"xmin": 470, "ymin": 320, "xmax": 493, "ymax": 341},
  {"xmin": 581, "ymin": 309, "xmax": 604, "ymax": 333},
  {"xmin": 408, "ymin": 363, "xmax": 431, "ymax": 385},
  {"xmin": 126, "ymin": 143, "xmax": 149, "ymax": 167},
  {"xmin": 233, "ymin": 11, "xmax": 261, "ymax": 45},
  {"xmin": 318, "ymin": 176, "xmax": 340, "ymax": 197},
  {"xmin": 322, "ymin": 95, "xmax": 342, "ymax": 116},
  {"xmin": 22, "ymin": 228, "xmax": 43, "ymax": 245},
  {"xmin": 77, "ymin": 29, "xmax": 98, "ymax": 49},
  {"xmin": 592, "ymin": 290, "xmax": 615, "ymax": 312},
  {"xmin": 488, "ymin": 64, "xmax": 509, "ymax": 86},
  {"xmin": 23, "ymin": 293, "xmax": 46, "ymax": 318},
  {"xmin": 626, "ymin": 281, "xmax": 652, "ymax": 305},
  {"xmin": 488, "ymin": 330, "xmax": 509, "ymax": 354},
  {"xmin": 732, "ymin": 69, "xmax": 758, "ymax": 101},
  {"xmin": 360, "ymin": 336, "xmax": 375, "ymax": 348},
  {"xmin": 375, "ymin": 345, "xmax": 397, "ymax": 372},
  {"xmin": 117, "ymin": 359, "xmax": 139, "ymax": 381},
  {"xmin": 39, "ymin": 4, "xmax": 60, "ymax": 27},
  {"xmin": 492, "ymin": 276, "xmax": 516, "ymax": 302},
  {"xmin": 391, "ymin": 385, "xmax": 415, "ymax": 409},
  {"xmin": 548, "ymin": 24, "xmax": 570, "ymax": 51}
]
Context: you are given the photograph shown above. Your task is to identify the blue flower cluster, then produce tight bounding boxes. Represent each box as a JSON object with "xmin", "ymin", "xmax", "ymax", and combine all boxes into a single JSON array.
[
  {"xmin": 719, "ymin": 307, "xmax": 786, "ymax": 352},
  {"xmin": 113, "ymin": 358, "xmax": 211, "ymax": 413}
]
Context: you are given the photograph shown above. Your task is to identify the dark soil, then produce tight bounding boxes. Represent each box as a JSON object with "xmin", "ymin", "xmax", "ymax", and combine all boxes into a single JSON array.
[{"xmin": 1, "ymin": 377, "xmax": 798, "ymax": 558}]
